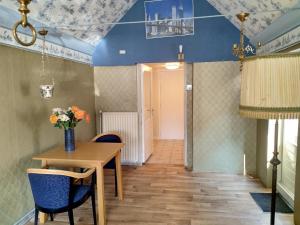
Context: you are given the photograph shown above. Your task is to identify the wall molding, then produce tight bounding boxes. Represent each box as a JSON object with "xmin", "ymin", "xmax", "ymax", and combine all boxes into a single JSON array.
[
  {"xmin": 0, "ymin": 26, "xmax": 92, "ymax": 64},
  {"xmin": 258, "ymin": 26, "xmax": 300, "ymax": 54},
  {"xmin": 13, "ymin": 209, "xmax": 34, "ymax": 225}
]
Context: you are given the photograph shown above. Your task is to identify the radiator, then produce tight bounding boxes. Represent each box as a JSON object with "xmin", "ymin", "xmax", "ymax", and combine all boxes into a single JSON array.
[{"xmin": 101, "ymin": 112, "xmax": 139, "ymax": 164}]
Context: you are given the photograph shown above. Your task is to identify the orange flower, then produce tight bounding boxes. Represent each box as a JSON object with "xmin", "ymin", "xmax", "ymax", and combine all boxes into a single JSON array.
[
  {"xmin": 49, "ymin": 114, "xmax": 58, "ymax": 124},
  {"xmin": 85, "ymin": 114, "xmax": 91, "ymax": 124},
  {"xmin": 75, "ymin": 110, "xmax": 86, "ymax": 120},
  {"xmin": 71, "ymin": 106, "xmax": 80, "ymax": 113}
]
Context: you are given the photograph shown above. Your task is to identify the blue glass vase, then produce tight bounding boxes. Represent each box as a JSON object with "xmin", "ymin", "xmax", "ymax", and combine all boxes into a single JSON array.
[{"xmin": 64, "ymin": 128, "xmax": 75, "ymax": 152}]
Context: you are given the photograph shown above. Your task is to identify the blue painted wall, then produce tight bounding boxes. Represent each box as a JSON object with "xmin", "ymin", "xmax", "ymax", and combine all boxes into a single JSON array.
[{"xmin": 93, "ymin": 0, "xmax": 246, "ymax": 66}]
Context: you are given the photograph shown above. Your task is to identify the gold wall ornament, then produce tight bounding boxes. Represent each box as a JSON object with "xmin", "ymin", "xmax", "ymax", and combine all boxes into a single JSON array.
[
  {"xmin": 232, "ymin": 12, "xmax": 257, "ymax": 71},
  {"xmin": 39, "ymin": 29, "xmax": 55, "ymax": 99},
  {"xmin": 12, "ymin": 0, "xmax": 37, "ymax": 46}
]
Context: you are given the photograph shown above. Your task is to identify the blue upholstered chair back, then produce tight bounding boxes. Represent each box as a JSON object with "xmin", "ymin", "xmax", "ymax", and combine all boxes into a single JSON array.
[
  {"xmin": 28, "ymin": 173, "xmax": 71, "ymax": 209},
  {"xmin": 94, "ymin": 134, "xmax": 121, "ymax": 143}
]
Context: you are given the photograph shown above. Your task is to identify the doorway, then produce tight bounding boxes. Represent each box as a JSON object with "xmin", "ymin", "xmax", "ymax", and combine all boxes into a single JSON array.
[
  {"xmin": 278, "ymin": 119, "xmax": 298, "ymax": 208},
  {"xmin": 138, "ymin": 63, "xmax": 187, "ymax": 166}
]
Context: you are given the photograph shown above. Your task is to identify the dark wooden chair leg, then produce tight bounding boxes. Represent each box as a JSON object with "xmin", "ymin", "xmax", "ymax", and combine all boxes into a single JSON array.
[
  {"xmin": 114, "ymin": 168, "xmax": 118, "ymax": 197},
  {"xmin": 80, "ymin": 168, "xmax": 84, "ymax": 185},
  {"xmin": 50, "ymin": 213, "xmax": 54, "ymax": 221},
  {"xmin": 68, "ymin": 209, "xmax": 75, "ymax": 225},
  {"xmin": 34, "ymin": 208, "xmax": 39, "ymax": 225},
  {"xmin": 91, "ymin": 187, "xmax": 97, "ymax": 225}
]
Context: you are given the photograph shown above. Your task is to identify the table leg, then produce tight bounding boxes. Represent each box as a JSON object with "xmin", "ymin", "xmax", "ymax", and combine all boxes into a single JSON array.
[
  {"xmin": 115, "ymin": 151, "xmax": 123, "ymax": 200},
  {"xmin": 40, "ymin": 160, "xmax": 48, "ymax": 224},
  {"xmin": 96, "ymin": 165, "xmax": 106, "ymax": 225}
]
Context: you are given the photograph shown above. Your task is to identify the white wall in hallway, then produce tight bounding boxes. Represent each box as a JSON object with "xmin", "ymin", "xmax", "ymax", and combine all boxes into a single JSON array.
[{"xmin": 152, "ymin": 68, "xmax": 184, "ymax": 140}]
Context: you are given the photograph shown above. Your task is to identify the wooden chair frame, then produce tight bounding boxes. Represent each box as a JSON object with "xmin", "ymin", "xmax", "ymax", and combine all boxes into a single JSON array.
[
  {"xmin": 28, "ymin": 168, "xmax": 97, "ymax": 225},
  {"xmin": 91, "ymin": 132, "xmax": 123, "ymax": 196}
]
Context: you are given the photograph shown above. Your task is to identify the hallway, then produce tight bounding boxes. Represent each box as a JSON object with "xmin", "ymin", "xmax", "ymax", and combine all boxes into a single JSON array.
[{"xmin": 147, "ymin": 140, "xmax": 184, "ymax": 165}]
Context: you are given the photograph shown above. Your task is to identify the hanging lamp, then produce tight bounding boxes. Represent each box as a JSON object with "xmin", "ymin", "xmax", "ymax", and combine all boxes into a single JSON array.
[{"xmin": 39, "ymin": 29, "xmax": 55, "ymax": 99}]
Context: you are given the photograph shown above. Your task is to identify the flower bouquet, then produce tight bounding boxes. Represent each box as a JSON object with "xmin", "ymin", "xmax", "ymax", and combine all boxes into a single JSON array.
[{"xmin": 49, "ymin": 106, "xmax": 90, "ymax": 151}]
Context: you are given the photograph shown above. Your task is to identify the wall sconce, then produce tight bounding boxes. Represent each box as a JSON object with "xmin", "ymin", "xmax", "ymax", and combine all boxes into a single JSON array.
[
  {"xmin": 12, "ymin": 0, "xmax": 37, "ymax": 46},
  {"xmin": 232, "ymin": 12, "xmax": 256, "ymax": 71},
  {"xmin": 178, "ymin": 44, "xmax": 184, "ymax": 62}
]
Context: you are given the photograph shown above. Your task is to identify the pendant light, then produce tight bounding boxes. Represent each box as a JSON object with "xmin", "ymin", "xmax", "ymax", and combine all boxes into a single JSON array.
[{"xmin": 39, "ymin": 29, "xmax": 55, "ymax": 99}]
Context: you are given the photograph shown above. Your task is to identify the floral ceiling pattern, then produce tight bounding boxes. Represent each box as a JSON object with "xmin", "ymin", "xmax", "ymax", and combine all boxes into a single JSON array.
[
  {"xmin": 0, "ymin": 0, "xmax": 137, "ymax": 46},
  {"xmin": 0, "ymin": 0, "xmax": 299, "ymax": 46},
  {"xmin": 207, "ymin": 0, "xmax": 299, "ymax": 39}
]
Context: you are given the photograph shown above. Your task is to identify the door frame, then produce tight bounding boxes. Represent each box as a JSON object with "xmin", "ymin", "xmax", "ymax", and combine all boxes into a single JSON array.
[
  {"xmin": 137, "ymin": 64, "xmax": 153, "ymax": 164},
  {"xmin": 137, "ymin": 63, "xmax": 193, "ymax": 168},
  {"xmin": 277, "ymin": 119, "xmax": 298, "ymax": 208}
]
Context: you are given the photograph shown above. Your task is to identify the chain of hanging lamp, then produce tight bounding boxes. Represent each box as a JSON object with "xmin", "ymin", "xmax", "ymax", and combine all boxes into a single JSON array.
[
  {"xmin": 38, "ymin": 29, "xmax": 55, "ymax": 99},
  {"xmin": 39, "ymin": 29, "xmax": 48, "ymax": 81}
]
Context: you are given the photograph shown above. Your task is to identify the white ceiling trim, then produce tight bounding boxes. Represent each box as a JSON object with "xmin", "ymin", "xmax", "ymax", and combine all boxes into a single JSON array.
[{"xmin": 0, "ymin": 26, "xmax": 92, "ymax": 64}]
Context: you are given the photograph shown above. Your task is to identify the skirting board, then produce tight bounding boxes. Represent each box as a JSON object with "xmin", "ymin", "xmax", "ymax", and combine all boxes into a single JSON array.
[{"xmin": 13, "ymin": 209, "xmax": 34, "ymax": 225}]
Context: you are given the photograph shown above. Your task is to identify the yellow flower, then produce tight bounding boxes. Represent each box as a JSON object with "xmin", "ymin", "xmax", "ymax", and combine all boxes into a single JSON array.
[
  {"xmin": 75, "ymin": 110, "xmax": 86, "ymax": 120},
  {"xmin": 49, "ymin": 114, "xmax": 58, "ymax": 124},
  {"xmin": 71, "ymin": 106, "xmax": 80, "ymax": 113}
]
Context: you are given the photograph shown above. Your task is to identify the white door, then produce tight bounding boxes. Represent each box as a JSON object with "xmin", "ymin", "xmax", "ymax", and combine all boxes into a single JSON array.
[
  {"xmin": 142, "ymin": 65, "xmax": 154, "ymax": 162},
  {"xmin": 159, "ymin": 69, "xmax": 184, "ymax": 140},
  {"xmin": 278, "ymin": 119, "xmax": 298, "ymax": 207}
]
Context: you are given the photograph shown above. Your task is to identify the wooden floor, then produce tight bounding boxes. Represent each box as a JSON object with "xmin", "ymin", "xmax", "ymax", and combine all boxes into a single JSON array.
[{"xmin": 27, "ymin": 164, "xmax": 294, "ymax": 225}]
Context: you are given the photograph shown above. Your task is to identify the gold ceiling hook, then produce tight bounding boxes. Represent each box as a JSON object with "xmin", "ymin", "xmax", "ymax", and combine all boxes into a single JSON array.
[
  {"xmin": 236, "ymin": 12, "xmax": 250, "ymax": 23},
  {"xmin": 38, "ymin": 28, "xmax": 48, "ymax": 37},
  {"xmin": 12, "ymin": 0, "xmax": 37, "ymax": 46}
]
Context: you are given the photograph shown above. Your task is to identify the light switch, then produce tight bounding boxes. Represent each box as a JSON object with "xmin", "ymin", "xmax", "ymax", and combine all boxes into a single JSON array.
[
  {"xmin": 119, "ymin": 50, "xmax": 126, "ymax": 55},
  {"xmin": 186, "ymin": 84, "xmax": 192, "ymax": 91}
]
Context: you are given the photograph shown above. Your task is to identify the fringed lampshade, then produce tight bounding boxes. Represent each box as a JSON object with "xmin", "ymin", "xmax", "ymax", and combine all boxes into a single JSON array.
[
  {"xmin": 239, "ymin": 53, "xmax": 300, "ymax": 225},
  {"xmin": 240, "ymin": 53, "xmax": 300, "ymax": 119}
]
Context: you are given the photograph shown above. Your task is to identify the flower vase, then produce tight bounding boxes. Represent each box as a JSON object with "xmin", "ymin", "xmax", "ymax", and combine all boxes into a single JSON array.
[{"xmin": 64, "ymin": 128, "xmax": 75, "ymax": 152}]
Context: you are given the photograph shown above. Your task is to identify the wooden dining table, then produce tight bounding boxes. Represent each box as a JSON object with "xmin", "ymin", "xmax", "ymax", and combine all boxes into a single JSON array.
[{"xmin": 32, "ymin": 142, "xmax": 125, "ymax": 225}]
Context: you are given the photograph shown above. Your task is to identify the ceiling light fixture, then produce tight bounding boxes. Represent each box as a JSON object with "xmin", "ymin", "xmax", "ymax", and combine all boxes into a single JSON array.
[
  {"xmin": 39, "ymin": 28, "xmax": 55, "ymax": 99},
  {"xmin": 165, "ymin": 62, "xmax": 180, "ymax": 70},
  {"xmin": 13, "ymin": 0, "xmax": 37, "ymax": 46},
  {"xmin": 232, "ymin": 12, "xmax": 260, "ymax": 71}
]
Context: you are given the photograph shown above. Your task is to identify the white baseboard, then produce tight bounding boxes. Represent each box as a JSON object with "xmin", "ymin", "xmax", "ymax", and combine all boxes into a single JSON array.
[
  {"xmin": 13, "ymin": 209, "xmax": 34, "ymax": 225},
  {"xmin": 277, "ymin": 183, "xmax": 294, "ymax": 210}
]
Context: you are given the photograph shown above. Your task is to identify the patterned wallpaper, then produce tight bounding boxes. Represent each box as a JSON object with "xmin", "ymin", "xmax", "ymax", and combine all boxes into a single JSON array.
[
  {"xmin": 0, "ymin": 44, "xmax": 96, "ymax": 225},
  {"xmin": 193, "ymin": 61, "xmax": 257, "ymax": 174},
  {"xmin": 207, "ymin": 0, "xmax": 299, "ymax": 39},
  {"xmin": 0, "ymin": 0, "xmax": 137, "ymax": 46},
  {"xmin": 94, "ymin": 66, "xmax": 138, "ymax": 132}
]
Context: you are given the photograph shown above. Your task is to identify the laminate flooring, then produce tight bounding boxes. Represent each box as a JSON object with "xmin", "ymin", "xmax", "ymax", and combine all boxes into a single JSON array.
[{"xmin": 26, "ymin": 164, "xmax": 294, "ymax": 225}]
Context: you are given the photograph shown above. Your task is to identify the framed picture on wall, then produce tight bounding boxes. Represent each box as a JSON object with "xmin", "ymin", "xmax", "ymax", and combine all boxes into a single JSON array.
[{"xmin": 144, "ymin": 0, "xmax": 194, "ymax": 39}]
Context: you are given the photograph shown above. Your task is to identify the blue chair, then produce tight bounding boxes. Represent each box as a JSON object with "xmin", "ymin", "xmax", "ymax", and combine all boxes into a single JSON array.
[
  {"xmin": 27, "ymin": 168, "xmax": 97, "ymax": 225},
  {"xmin": 92, "ymin": 132, "xmax": 122, "ymax": 196}
]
